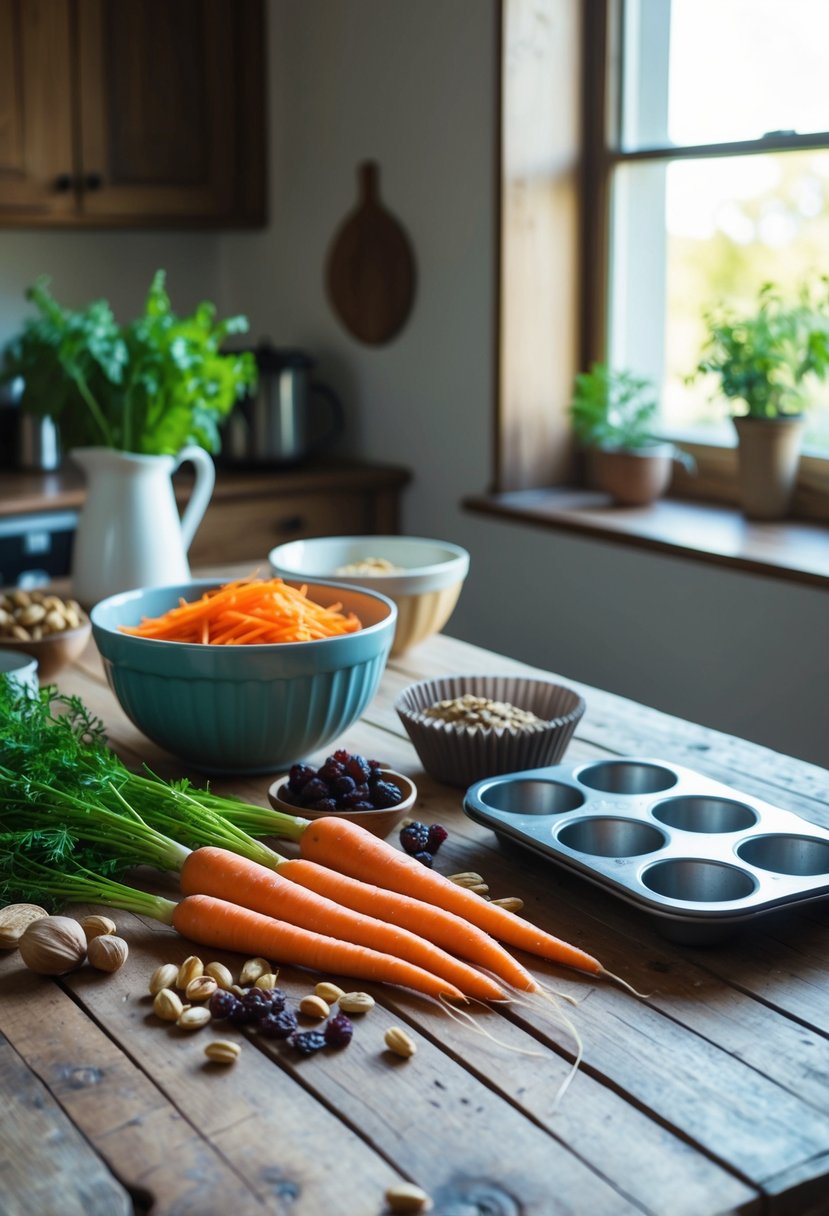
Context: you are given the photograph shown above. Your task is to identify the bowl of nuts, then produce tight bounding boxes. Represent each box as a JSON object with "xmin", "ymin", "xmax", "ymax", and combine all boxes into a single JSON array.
[
  {"xmin": 395, "ymin": 674, "xmax": 586, "ymax": 788},
  {"xmin": 267, "ymin": 749, "xmax": 417, "ymax": 838},
  {"xmin": 0, "ymin": 588, "xmax": 91, "ymax": 681}
]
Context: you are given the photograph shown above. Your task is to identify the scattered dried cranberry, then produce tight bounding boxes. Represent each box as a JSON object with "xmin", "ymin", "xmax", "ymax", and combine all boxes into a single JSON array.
[
  {"xmin": 259, "ymin": 1008, "xmax": 298, "ymax": 1039},
  {"xmin": 265, "ymin": 987, "xmax": 287, "ymax": 1011},
  {"xmin": 242, "ymin": 989, "xmax": 273, "ymax": 1022},
  {"xmin": 427, "ymin": 824, "xmax": 448, "ymax": 853},
  {"xmin": 400, "ymin": 821, "xmax": 430, "ymax": 855},
  {"xmin": 289, "ymin": 1030, "xmax": 328, "ymax": 1056},
  {"xmin": 324, "ymin": 1013, "xmax": 354, "ymax": 1048},
  {"xmin": 208, "ymin": 989, "xmax": 241, "ymax": 1020},
  {"xmin": 413, "ymin": 851, "xmax": 434, "ymax": 868}
]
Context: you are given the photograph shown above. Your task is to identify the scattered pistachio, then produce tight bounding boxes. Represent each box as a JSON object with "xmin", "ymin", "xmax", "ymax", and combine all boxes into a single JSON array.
[
  {"xmin": 299, "ymin": 994, "xmax": 330, "ymax": 1020},
  {"xmin": 447, "ymin": 872, "xmax": 486, "ymax": 888},
  {"xmin": 185, "ymin": 975, "xmax": 218, "ymax": 1002},
  {"xmin": 205, "ymin": 961, "xmax": 234, "ymax": 990},
  {"xmin": 205, "ymin": 1039, "xmax": 241, "ymax": 1065},
  {"xmin": 239, "ymin": 956, "xmax": 270, "ymax": 986},
  {"xmin": 385, "ymin": 1183, "xmax": 433, "ymax": 1213},
  {"xmin": 314, "ymin": 981, "xmax": 345, "ymax": 1003},
  {"xmin": 148, "ymin": 963, "xmax": 180, "ymax": 996},
  {"xmin": 339, "ymin": 991, "xmax": 375, "ymax": 1014},
  {"xmin": 153, "ymin": 988, "xmax": 184, "ymax": 1022},
  {"xmin": 384, "ymin": 1026, "xmax": 417, "ymax": 1059},
  {"xmin": 177, "ymin": 956, "xmax": 204, "ymax": 990},
  {"xmin": 177, "ymin": 1006, "xmax": 212, "ymax": 1031},
  {"xmin": 254, "ymin": 972, "xmax": 281, "ymax": 991},
  {"xmin": 490, "ymin": 896, "xmax": 525, "ymax": 913}
]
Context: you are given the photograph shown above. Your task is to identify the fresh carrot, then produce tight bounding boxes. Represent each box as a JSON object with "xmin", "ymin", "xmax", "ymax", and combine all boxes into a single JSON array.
[
  {"xmin": 180, "ymin": 848, "xmax": 507, "ymax": 1002},
  {"xmin": 172, "ymin": 893, "xmax": 467, "ymax": 1001},
  {"xmin": 299, "ymin": 818, "xmax": 604, "ymax": 977},
  {"xmin": 275, "ymin": 857, "xmax": 540, "ymax": 993},
  {"xmin": 119, "ymin": 576, "xmax": 361, "ymax": 645}
]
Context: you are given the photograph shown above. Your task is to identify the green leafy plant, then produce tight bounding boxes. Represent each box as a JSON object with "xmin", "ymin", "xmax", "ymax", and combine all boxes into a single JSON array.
[
  {"xmin": 693, "ymin": 279, "xmax": 829, "ymax": 419},
  {"xmin": 569, "ymin": 362, "xmax": 660, "ymax": 449},
  {"xmin": 0, "ymin": 272, "xmax": 257, "ymax": 455}
]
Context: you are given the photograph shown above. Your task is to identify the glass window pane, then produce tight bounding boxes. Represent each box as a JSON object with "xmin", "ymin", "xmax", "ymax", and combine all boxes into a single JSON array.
[
  {"xmin": 622, "ymin": 0, "xmax": 829, "ymax": 151},
  {"xmin": 609, "ymin": 151, "xmax": 829, "ymax": 454}
]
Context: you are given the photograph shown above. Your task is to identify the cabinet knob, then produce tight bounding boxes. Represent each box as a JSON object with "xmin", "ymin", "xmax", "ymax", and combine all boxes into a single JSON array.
[
  {"xmin": 54, "ymin": 173, "xmax": 73, "ymax": 193},
  {"xmin": 84, "ymin": 172, "xmax": 104, "ymax": 191},
  {"xmin": 276, "ymin": 515, "xmax": 307, "ymax": 534}
]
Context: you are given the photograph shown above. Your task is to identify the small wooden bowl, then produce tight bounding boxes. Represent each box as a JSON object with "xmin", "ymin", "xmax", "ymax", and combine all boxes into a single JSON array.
[
  {"xmin": 267, "ymin": 768, "xmax": 417, "ymax": 839},
  {"xmin": 0, "ymin": 618, "xmax": 92, "ymax": 682}
]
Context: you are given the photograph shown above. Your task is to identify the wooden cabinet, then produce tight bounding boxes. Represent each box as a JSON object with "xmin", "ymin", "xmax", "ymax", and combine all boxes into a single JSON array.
[{"xmin": 0, "ymin": 0, "xmax": 265, "ymax": 227}]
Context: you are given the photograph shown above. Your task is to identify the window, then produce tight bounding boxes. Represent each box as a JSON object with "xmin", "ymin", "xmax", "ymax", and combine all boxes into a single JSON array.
[
  {"xmin": 606, "ymin": 0, "xmax": 829, "ymax": 458},
  {"xmin": 497, "ymin": 0, "xmax": 829, "ymax": 520}
]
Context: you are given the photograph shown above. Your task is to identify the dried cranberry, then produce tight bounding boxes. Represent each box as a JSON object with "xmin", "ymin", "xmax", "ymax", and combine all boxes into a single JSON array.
[
  {"xmin": 299, "ymin": 777, "xmax": 330, "ymax": 805},
  {"xmin": 333, "ymin": 748, "xmax": 350, "ymax": 764},
  {"xmin": 427, "ymin": 824, "xmax": 448, "ymax": 853},
  {"xmin": 208, "ymin": 989, "xmax": 241, "ymax": 1020},
  {"xmin": 265, "ymin": 987, "xmax": 287, "ymax": 1011},
  {"xmin": 414, "ymin": 851, "xmax": 434, "ymax": 868},
  {"xmin": 341, "ymin": 786, "xmax": 370, "ymax": 808},
  {"xmin": 311, "ymin": 798, "xmax": 338, "ymax": 813},
  {"xmin": 324, "ymin": 1013, "xmax": 354, "ymax": 1048},
  {"xmin": 318, "ymin": 759, "xmax": 345, "ymax": 784},
  {"xmin": 400, "ymin": 822, "xmax": 430, "ymax": 854},
  {"xmin": 259, "ymin": 1008, "xmax": 298, "ymax": 1039},
  {"xmin": 345, "ymin": 754, "xmax": 371, "ymax": 783},
  {"xmin": 289, "ymin": 1030, "xmax": 328, "ymax": 1056},
  {"xmin": 241, "ymin": 988, "xmax": 272, "ymax": 1022},
  {"xmin": 372, "ymin": 780, "xmax": 403, "ymax": 809},
  {"xmin": 331, "ymin": 775, "xmax": 357, "ymax": 801},
  {"xmin": 288, "ymin": 763, "xmax": 316, "ymax": 793}
]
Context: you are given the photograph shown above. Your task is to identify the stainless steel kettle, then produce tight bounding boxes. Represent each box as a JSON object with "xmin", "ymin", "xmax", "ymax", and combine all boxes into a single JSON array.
[{"xmin": 221, "ymin": 344, "xmax": 344, "ymax": 466}]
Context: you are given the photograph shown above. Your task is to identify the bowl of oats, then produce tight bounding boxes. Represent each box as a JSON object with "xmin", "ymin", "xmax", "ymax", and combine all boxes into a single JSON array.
[
  {"xmin": 394, "ymin": 674, "xmax": 586, "ymax": 787},
  {"xmin": 269, "ymin": 535, "xmax": 469, "ymax": 655}
]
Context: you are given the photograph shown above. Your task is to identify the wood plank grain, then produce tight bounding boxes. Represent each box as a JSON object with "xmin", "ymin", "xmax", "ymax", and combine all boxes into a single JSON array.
[
  {"xmin": 51, "ymin": 912, "xmax": 649, "ymax": 1216},
  {"xmin": 0, "ymin": 962, "xmax": 267, "ymax": 1215},
  {"xmin": 0, "ymin": 1034, "xmax": 132, "ymax": 1216}
]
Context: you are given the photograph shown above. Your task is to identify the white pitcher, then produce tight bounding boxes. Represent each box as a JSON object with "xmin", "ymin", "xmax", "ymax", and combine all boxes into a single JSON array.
[{"xmin": 70, "ymin": 446, "xmax": 215, "ymax": 607}]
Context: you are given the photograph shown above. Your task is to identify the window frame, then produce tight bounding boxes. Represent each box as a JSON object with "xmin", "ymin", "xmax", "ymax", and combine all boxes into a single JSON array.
[{"xmin": 497, "ymin": 0, "xmax": 829, "ymax": 523}]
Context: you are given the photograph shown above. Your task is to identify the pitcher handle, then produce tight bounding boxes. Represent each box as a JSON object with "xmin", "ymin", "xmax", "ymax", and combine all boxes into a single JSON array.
[{"xmin": 173, "ymin": 445, "xmax": 216, "ymax": 552}]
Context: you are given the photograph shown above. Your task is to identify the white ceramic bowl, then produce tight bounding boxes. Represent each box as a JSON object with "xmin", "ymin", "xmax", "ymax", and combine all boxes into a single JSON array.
[{"xmin": 269, "ymin": 536, "xmax": 470, "ymax": 655}]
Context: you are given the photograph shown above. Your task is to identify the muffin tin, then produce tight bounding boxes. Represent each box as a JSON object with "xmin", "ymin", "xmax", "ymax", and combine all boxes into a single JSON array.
[{"xmin": 463, "ymin": 757, "xmax": 829, "ymax": 943}]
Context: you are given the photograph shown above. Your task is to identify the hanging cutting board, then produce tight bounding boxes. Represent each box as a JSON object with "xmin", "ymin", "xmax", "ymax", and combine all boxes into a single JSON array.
[{"xmin": 325, "ymin": 161, "xmax": 416, "ymax": 345}]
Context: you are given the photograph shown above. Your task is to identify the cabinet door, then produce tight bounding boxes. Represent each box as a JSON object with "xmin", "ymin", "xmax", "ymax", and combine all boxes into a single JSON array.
[
  {"xmin": 75, "ymin": 0, "xmax": 240, "ymax": 221},
  {"xmin": 0, "ymin": 0, "xmax": 76, "ymax": 219}
]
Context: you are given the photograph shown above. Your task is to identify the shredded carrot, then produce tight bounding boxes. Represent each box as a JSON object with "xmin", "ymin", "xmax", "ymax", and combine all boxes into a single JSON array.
[{"xmin": 119, "ymin": 577, "xmax": 362, "ymax": 645}]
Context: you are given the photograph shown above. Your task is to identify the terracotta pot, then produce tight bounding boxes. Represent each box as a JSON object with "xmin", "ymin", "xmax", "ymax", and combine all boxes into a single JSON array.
[
  {"xmin": 587, "ymin": 443, "xmax": 674, "ymax": 506},
  {"xmin": 732, "ymin": 415, "xmax": 804, "ymax": 520}
]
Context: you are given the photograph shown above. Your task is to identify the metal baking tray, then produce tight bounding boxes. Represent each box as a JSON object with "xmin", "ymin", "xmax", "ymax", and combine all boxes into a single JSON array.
[{"xmin": 463, "ymin": 757, "xmax": 829, "ymax": 943}]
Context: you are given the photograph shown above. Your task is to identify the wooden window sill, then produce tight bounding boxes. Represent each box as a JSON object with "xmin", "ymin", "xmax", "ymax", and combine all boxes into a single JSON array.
[{"xmin": 464, "ymin": 488, "xmax": 829, "ymax": 589}]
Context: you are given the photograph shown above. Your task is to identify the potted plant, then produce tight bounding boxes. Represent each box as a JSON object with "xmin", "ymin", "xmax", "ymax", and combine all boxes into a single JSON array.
[
  {"xmin": 569, "ymin": 362, "xmax": 687, "ymax": 506},
  {"xmin": 0, "ymin": 272, "xmax": 256, "ymax": 604},
  {"xmin": 693, "ymin": 280, "xmax": 829, "ymax": 519}
]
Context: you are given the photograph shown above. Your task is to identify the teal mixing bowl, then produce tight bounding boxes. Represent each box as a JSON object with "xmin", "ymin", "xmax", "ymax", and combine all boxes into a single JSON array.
[{"xmin": 90, "ymin": 578, "xmax": 397, "ymax": 774}]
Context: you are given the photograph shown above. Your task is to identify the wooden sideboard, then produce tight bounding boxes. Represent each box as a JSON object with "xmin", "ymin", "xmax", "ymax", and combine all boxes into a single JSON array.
[{"xmin": 0, "ymin": 460, "xmax": 411, "ymax": 574}]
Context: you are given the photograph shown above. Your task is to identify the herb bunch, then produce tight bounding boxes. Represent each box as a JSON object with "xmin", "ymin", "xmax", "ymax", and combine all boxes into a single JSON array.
[{"xmin": 0, "ymin": 272, "xmax": 257, "ymax": 454}]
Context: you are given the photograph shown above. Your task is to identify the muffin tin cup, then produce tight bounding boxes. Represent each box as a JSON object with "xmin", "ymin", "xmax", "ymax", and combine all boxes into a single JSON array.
[{"xmin": 463, "ymin": 757, "xmax": 829, "ymax": 943}]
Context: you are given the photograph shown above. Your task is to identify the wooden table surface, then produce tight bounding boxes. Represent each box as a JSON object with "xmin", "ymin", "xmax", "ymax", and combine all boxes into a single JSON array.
[{"xmin": 3, "ymin": 628, "xmax": 829, "ymax": 1216}]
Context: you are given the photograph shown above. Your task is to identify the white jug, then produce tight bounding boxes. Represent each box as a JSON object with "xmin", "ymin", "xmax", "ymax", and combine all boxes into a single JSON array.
[{"xmin": 70, "ymin": 445, "xmax": 215, "ymax": 607}]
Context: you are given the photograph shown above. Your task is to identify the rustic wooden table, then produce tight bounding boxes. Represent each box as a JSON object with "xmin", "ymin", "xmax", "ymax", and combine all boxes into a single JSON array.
[{"xmin": 3, "ymin": 628, "xmax": 829, "ymax": 1216}]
